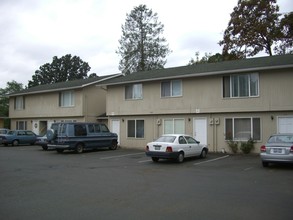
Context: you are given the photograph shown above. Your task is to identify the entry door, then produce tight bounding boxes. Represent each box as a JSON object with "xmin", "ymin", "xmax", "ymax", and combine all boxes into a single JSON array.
[
  {"xmin": 111, "ymin": 120, "xmax": 120, "ymax": 145},
  {"xmin": 193, "ymin": 118, "xmax": 207, "ymax": 145}
]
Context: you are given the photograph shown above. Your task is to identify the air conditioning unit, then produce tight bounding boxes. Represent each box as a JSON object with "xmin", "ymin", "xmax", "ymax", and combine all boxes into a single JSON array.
[{"xmin": 156, "ymin": 119, "xmax": 161, "ymax": 125}]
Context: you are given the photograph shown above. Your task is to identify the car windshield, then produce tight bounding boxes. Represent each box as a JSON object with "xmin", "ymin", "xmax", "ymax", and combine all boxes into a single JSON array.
[
  {"xmin": 268, "ymin": 135, "xmax": 293, "ymax": 143},
  {"xmin": 155, "ymin": 136, "xmax": 176, "ymax": 143}
]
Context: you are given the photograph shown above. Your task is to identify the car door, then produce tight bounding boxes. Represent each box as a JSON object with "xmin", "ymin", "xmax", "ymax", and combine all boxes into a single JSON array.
[
  {"xmin": 178, "ymin": 136, "xmax": 192, "ymax": 156},
  {"xmin": 184, "ymin": 136, "xmax": 201, "ymax": 156}
]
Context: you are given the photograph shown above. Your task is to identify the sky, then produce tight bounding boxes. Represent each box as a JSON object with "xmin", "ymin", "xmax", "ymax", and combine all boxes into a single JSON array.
[{"xmin": 0, "ymin": 0, "xmax": 292, "ymax": 89}]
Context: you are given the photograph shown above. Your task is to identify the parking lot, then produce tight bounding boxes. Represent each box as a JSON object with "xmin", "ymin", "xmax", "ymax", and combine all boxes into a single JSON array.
[{"xmin": 0, "ymin": 145, "xmax": 292, "ymax": 220}]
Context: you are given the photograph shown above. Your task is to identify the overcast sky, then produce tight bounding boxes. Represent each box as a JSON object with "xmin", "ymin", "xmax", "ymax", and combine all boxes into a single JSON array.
[{"xmin": 0, "ymin": 0, "xmax": 292, "ymax": 89}]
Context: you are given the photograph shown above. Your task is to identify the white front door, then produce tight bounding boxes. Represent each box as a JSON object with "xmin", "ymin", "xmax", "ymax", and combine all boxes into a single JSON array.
[
  {"xmin": 111, "ymin": 120, "xmax": 120, "ymax": 145},
  {"xmin": 193, "ymin": 118, "xmax": 207, "ymax": 145}
]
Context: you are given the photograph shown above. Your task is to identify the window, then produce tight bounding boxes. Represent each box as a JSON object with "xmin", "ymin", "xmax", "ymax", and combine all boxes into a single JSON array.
[
  {"xmin": 125, "ymin": 84, "xmax": 142, "ymax": 100},
  {"xmin": 127, "ymin": 120, "xmax": 144, "ymax": 138},
  {"xmin": 59, "ymin": 91, "xmax": 75, "ymax": 107},
  {"xmin": 163, "ymin": 119, "xmax": 185, "ymax": 134},
  {"xmin": 14, "ymin": 96, "xmax": 25, "ymax": 110},
  {"xmin": 225, "ymin": 117, "xmax": 261, "ymax": 141},
  {"xmin": 16, "ymin": 121, "xmax": 27, "ymax": 130},
  {"xmin": 161, "ymin": 80, "xmax": 182, "ymax": 97},
  {"xmin": 74, "ymin": 124, "xmax": 87, "ymax": 136},
  {"xmin": 223, "ymin": 73, "xmax": 259, "ymax": 98}
]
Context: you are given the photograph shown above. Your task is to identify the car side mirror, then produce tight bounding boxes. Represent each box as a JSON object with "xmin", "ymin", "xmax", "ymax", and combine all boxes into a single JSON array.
[{"xmin": 196, "ymin": 141, "xmax": 200, "ymax": 144}]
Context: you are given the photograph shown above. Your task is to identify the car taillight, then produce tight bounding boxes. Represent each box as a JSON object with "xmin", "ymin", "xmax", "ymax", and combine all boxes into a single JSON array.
[
  {"xmin": 146, "ymin": 146, "xmax": 149, "ymax": 152},
  {"xmin": 166, "ymin": 146, "xmax": 173, "ymax": 152},
  {"xmin": 260, "ymin": 145, "xmax": 266, "ymax": 152}
]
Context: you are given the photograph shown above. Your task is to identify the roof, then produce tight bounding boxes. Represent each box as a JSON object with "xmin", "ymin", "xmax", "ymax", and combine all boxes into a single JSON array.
[
  {"xmin": 8, "ymin": 74, "xmax": 119, "ymax": 96},
  {"xmin": 100, "ymin": 54, "xmax": 293, "ymax": 86}
]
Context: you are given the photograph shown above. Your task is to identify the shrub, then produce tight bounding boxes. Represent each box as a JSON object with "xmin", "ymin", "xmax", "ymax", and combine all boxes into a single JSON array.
[{"xmin": 240, "ymin": 138, "xmax": 255, "ymax": 154}]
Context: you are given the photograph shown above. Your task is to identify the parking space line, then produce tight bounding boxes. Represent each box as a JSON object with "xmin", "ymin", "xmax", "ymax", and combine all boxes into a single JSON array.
[
  {"xmin": 138, "ymin": 159, "xmax": 152, "ymax": 163},
  {"xmin": 193, "ymin": 155, "xmax": 230, "ymax": 165},
  {"xmin": 100, "ymin": 152, "xmax": 145, "ymax": 160}
]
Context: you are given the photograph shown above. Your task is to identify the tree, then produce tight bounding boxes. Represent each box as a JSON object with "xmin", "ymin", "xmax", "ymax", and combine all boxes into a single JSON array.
[
  {"xmin": 28, "ymin": 54, "xmax": 91, "ymax": 88},
  {"xmin": 117, "ymin": 4, "xmax": 171, "ymax": 74},
  {"xmin": 0, "ymin": 81, "xmax": 23, "ymax": 128},
  {"xmin": 188, "ymin": 52, "xmax": 225, "ymax": 65},
  {"xmin": 275, "ymin": 12, "xmax": 293, "ymax": 54},
  {"xmin": 219, "ymin": 0, "xmax": 282, "ymax": 57}
]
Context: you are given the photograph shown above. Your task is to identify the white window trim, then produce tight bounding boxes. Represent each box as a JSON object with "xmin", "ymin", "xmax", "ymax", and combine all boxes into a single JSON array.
[{"xmin": 161, "ymin": 80, "xmax": 182, "ymax": 98}]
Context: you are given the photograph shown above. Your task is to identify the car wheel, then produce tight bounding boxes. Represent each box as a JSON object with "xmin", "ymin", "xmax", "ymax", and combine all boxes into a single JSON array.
[
  {"xmin": 200, "ymin": 149, "xmax": 207, "ymax": 158},
  {"xmin": 42, "ymin": 146, "xmax": 48, "ymax": 151},
  {"xmin": 262, "ymin": 161, "xmax": 269, "ymax": 167},
  {"xmin": 75, "ymin": 144, "xmax": 84, "ymax": 154},
  {"xmin": 56, "ymin": 149, "xmax": 64, "ymax": 153},
  {"xmin": 177, "ymin": 152, "xmax": 184, "ymax": 163},
  {"xmin": 152, "ymin": 157, "xmax": 159, "ymax": 162},
  {"xmin": 12, "ymin": 140, "xmax": 19, "ymax": 146},
  {"xmin": 109, "ymin": 140, "xmax": 118, "ymax": 150}
]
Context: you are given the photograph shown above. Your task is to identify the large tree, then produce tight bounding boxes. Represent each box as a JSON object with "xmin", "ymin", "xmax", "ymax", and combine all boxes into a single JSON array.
[
  {"xmin": 219, "ymin": 0, "xmax": 282, "ymax": 57},
  {"xmin": 275, "ymin": 12, "xmax": 293, "ymax": 54},
  {"xmin": 0, "ymin": 81, "xmax": 23, "ymax": 128},
  {"xmin": 117, "ymin": 4, "xmax": 171, "ymax": 74},
  {"xmin": 28, "ymin": 54, "xmax": 91, "ymax": 88}
]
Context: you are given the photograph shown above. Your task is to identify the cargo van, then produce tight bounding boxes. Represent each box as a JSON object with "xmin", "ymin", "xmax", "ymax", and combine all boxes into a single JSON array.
[{"xmin": 47, "ymin": 122, "xmax": 118, "ymax": 153}]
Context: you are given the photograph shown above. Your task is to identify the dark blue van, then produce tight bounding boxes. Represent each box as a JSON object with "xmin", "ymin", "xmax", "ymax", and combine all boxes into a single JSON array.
[{"xmin": 47, "ymin": 122, "xmax": 118, "ymax": 153}]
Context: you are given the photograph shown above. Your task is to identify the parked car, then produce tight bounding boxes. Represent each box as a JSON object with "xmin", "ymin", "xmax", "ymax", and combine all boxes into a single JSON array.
[
  {"xmin": 0, "ymin": 130, "xmax": 37, "ymax": 146},
  {"xmin": 0, "ymin": 128, "xmax": 10, "ymax": 134},
  {"xmin": 145, "ymin": 134, "xmax": 208, "ymax": 163},
  {"xmin": 260, "ymin": 133, "xmax": 293, "ymax": 167},
  {"xmin": 47, "ymin": 122, "xmax": 118, "ymax": 153},
  {"xmin": 35, "ymin": 135, "xmax": 49, "ymax": 150}
]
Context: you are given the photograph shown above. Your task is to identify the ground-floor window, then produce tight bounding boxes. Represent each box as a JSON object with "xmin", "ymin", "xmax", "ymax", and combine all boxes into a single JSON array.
[
  {"xmin": 16, "ymin": 121, "xmax": 27, "ymax": 130},
  {"xmin": 127, "ymin": 119, "xmax": 144, "ymax": 138},
  {"xmin": 225, "ymin": 117, "xmax": 261, "ymax": 141},
  {"xmin": 163, "ymin": 118, "xmax": 185, "ymax": 134}
]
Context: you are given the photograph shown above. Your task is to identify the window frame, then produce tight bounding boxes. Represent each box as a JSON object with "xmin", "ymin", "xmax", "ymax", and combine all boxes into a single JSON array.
[
  {"xmin": 163, "ymin": 118, "xmax": 185, "ymax": 134},
  {"xmin": 161, "ymin": 80, "xmax": 182, "ymax": 98},
  {"xmin": 14, "ymin": 96, "xmax": 25, "ymax": 110},
  {"xmin": 16, "ymin": 121, "xmax": 27, "ymax": 130},
  {"xmin": 225, "ymin": 117, "xmax": 261, "ymax": 141},
  {"xmin": 127, "ymin": 119, "xmax": 145, "ymax": 139},
  {"xmin": 125, "ymin": 84, "xmax": 143, "ymax": 100},
  {"xmin": 59, "ymin": 90, "xmax": 75, "ymax": 107},
  {"xmin": 223, "ymin": 73, "xmax": 259, "ymax": 98}
]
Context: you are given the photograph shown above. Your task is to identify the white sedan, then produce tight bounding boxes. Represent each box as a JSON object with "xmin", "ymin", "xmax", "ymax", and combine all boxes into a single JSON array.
[{"xmin": 145, "ymin": 134, "xmax": 208, "ymax": 163}]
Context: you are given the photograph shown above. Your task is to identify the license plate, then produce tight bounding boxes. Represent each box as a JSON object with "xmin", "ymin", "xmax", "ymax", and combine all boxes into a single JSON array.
[
  {"xmin": 154, "ymin": 145, "xmax": 161, "ymax": 150},
  {"xmin": 271, "ymin": 148, "xmax": 284, "ymax": 154}
]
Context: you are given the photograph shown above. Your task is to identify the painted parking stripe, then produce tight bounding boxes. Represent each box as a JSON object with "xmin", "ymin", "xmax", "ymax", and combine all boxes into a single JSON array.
[
  {"xmin": 100, "ymin": 152, "xmax": 145, "ymax": 160},
  {"xmin": 193, "ymin": 155, "xmax": 230, "ymax": 165}
]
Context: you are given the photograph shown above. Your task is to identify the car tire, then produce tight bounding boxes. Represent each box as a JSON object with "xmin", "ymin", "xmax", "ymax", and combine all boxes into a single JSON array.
[
  {"xmin": 42, "ymin": 146, "xmax": 48, "ymax": 151},
  {"xmin": 56, "ymin": 149, "xmax": 64, "ymax": 153},
  {"xmin": 152, "ymin": 157, "xmax": 159, "ymax": 162},
  {"xmin": 75, "ymin": 144, "xmax": 84, "ymax": 154},
  {"xmin": 177, "ymin": 152, "xmax": 184, "ymax": 163},
  {"xmin": 262, "ymin": 161, "xmax": 269, "ymax": 167},
  {"xmin": 12, "ymin": 140, "xmax": 19, "ymax": 146},
  {"xmin": 200, "ymin": 149, "xmax": 207, "ymax": 158},
  {"xmin": 109, "ymin": 140, "xmax": 118, "ymax": 150}
]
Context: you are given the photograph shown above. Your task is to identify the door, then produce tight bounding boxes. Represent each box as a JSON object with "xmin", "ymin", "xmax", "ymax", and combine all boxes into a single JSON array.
[
  {"xmin": 111, "ymin": 120, "xmax": 120, "ymax": 146},
  {"xmin": 193, "ymin": 118, "xmax": 207, "ymax": 145}
]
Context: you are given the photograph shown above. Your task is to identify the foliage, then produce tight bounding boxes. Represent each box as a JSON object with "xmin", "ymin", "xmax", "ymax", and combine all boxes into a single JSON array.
[
  {"xmin": 117, "ymin": 4, "xmax": 171, "ymax": 74},
  {"xmin": 219, "ymin": 0, "xmax": 283, "ymax": 57},
  {"xmin": 226, "ymin": 132, "xmax": 238, "ymax": 153},
  {"xmin": 240, "ymin": 138, "xmax": 255, "ymax": 154},
  {"xmin": 28, "ymin": 54, "xmax": 91, "ymax": 88},
  {"xmin": 0, "ymin": 81, "xmax": 23, "ymax": 128},
  {"xmin": 275, "ymin": 12, "xmax": 293, "ymax": 55},
  {"xmin": 188, "ymin": 52, "xmax": 225, "ymax": 65}
]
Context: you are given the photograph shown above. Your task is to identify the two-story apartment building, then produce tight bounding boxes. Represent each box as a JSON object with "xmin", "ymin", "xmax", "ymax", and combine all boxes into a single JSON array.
[
  {"xmin": 8, "ymin": 75, "xmax": 118, "ymax": 135},
  {"xmin": 101, "ymin": 54, "xmax": 293, "ymax": 152}
]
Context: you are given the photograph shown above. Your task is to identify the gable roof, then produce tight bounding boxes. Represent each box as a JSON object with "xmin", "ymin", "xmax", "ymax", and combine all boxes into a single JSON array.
[
  {"xmin": 100, "ymin": 54, "xmax": 293, "ymax": 86},
  {"xmin": 8, "ymin": 74, "xmax": 119, "ymax": 96}
]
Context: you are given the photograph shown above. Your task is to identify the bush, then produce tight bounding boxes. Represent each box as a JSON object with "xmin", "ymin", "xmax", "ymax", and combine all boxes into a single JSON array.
[
  {"xmin": 227, "ymin": 140, "xmax": 238, "ymax": 153},
  {"xmin": 240, "ymin": 138, "xmax": 255, "ymax": 154}
]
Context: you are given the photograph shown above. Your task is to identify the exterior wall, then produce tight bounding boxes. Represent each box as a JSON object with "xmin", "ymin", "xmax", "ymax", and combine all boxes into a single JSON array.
[
  {"xmin": 107, "ymin": 68, "xmax": 293, "ymax": 153},
  {"xmin": 9, "ymin": 85, "xmax": 107, "ymax": 135}
]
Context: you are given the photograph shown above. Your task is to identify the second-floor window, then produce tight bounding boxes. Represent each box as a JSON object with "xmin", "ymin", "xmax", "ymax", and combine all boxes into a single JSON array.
[
  {"xmin": 59, "ymin": 91, "xmax": 75, "ymax": 107},
  {"xmin": 223, "ymin": 73, "xmax": 259, "ymax": 98},
  {"xmin": 161, "ymin": 80, "xmax": 182, "ymax": 97},
  {"xmin": 125, "ymin": 84, "xmax": 142, "ymax": 100},
  {"xmin": 14, "ymin": 96, "xmax": 25, "ymax": 110}
]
